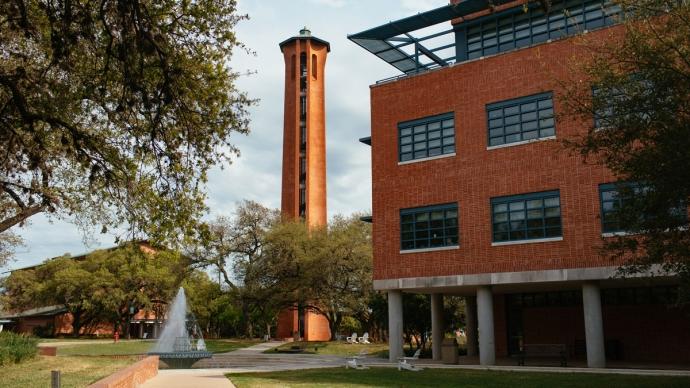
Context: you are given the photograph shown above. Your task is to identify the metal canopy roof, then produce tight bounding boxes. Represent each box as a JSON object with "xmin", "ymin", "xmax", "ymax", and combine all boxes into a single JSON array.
[{"xmin": 347, "ymin": 0, "xmax": 514, "ymax": 74}]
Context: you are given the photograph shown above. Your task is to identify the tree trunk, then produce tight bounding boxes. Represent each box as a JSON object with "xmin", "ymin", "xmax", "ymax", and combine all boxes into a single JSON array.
[
  {"xmin": 72, "ymin": 310, "xmax": 82, "ymax": 338},
  {"xmin": 241, "ymin": 302, "xmax": 253, "ymax": 338}
]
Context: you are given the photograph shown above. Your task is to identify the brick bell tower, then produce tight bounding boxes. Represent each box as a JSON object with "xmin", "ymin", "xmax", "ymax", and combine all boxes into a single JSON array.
[{"xmin": 275, "ymin": 28, "xmax": 331, "ymax": 341}]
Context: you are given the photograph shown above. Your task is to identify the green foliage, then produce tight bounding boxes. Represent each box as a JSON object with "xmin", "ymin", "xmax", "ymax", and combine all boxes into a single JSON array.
[
  {"xmin": 189, "ymin": 200, "xmax": 281, "ymax": 338},
  {"xmin": 561, "ymin": 0, "xmax": 690, "ymax": 300},
  {"xmin": 191, "ymin": 201, "xmax": 375, "ymax": 339},
  {"xmin": 339, "ymin": 316, "xmax": 362, "ymax": 336},
  {"xmin": 1, "ymin": 243, "xmax": 187, "ymax": 336},
  {"xmin": 0, "ymin": 331, "xmax": 38, "ymax": 365},
  {"xmin": 0, "ymin": 231, "xmax": 22, "ymax": 268},
  {"xmin": 182, "ymin": 271, "xmax": 243, "ymax": 337},
  {"xmin": 0, "ymin": 0, "xmax": 254, "ymax": 247}
]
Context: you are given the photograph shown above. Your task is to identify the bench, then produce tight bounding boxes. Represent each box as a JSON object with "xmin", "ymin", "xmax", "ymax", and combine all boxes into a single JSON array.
[{"xmin": 516, "ymin": 344, "xmax": 568, "ymax": 367}]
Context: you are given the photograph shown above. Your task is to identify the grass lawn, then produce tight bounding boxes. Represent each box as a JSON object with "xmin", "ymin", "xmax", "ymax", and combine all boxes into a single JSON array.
[
  {"xmin": 0, "ymin": 355, "xmax": 137, "ymax": 388},
  {"xmin": 227, "ymin": 367, "xmax": 690, "ymax": 388},
  {"xmin": 57, "ymin": 338, "xmax": 258, "ymax": 356},
  {"xmin": 265, "ymin": 341, "xmax": 390, "ymax": 357}
]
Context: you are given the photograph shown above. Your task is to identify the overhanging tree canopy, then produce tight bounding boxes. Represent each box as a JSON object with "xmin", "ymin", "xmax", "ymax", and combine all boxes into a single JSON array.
[
  {"xmin": 0, "ymin": 0, "xmax": 254, "ymax": 246},
  {"xmin": 561, "ymin": 0, "xmax": 690, "ymax": 301}
]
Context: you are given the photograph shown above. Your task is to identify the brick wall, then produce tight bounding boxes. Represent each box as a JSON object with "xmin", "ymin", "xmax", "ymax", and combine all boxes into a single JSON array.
[
  {"xmin": 495, "ymin": 297, "xmax": 690, "ymax": 363},
  {"xmin": 305, "ymin": 309, "xmax": 331, "ymax": 341},
  {"xmin": 88, "ymin": 355, "xmax": 158, "ymax": 388},
  {"xmin": 602, "ymin": 304, "xmax": 690, "ymax": 363},
  {"xmin": 370, "ymin": 25, "xmax": 626, "ymax": 281}
]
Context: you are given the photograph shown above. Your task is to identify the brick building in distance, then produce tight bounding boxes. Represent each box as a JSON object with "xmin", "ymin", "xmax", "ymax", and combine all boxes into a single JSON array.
[
  {"xmin": 275, "ymin": 28, "xmax": 331, "ymax": 341},
  {"xmin": 351, "ymin": 0, "xmax": 690, "ymax": 367}
]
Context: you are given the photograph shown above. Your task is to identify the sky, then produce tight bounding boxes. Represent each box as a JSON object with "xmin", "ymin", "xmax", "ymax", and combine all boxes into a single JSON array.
[{"xmin": 4, "ymin": 0, "xmax": 448, "ymax": 271}]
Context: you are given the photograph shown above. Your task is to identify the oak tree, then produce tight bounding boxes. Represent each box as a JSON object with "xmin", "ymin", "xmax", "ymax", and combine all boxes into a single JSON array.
[
  {"xmin": 561, "ymin": 0, "xmax": 690, "ymax": 300},
  {"xmin": 0, "ymin": 0, "xmax": 253, "ymax": 248}
]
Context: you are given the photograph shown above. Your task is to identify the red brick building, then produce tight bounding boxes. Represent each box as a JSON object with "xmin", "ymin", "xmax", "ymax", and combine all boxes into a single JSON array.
[
  {"xmin": 275, "ymin": 28, "xmax": 331, "ymax": 341},
  {"xmin": 351, "ymin": 0, "xmax": 690, "ymax": 367}
]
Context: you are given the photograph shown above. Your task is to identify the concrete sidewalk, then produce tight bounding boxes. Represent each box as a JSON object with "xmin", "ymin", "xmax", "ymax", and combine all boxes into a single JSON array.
[{"xmin": 141, "ymin": 369, "xmax": 236, "ymax": 388}]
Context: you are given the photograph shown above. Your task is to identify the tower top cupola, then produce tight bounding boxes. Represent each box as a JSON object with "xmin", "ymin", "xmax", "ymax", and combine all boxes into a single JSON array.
[{"xmin": 279, "ymin": 28, "xmax": 331, "ymax": 53}]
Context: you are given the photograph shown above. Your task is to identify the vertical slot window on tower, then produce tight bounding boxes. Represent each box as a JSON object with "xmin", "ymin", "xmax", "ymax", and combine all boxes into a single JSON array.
[
  {"xmin": 300, "ymin": 125, "xmax": 307, "ymax": 150},
  {"xmin": 398, "ymin": 112, "xmax": 455, "ymax": 162},
  {"xmin": 300, "ymin": 96, "xmax": 307, "ymax": 120},
  {"xmin": 299, "ymin": 187, "xmax": 306, "ymax": 218},
  {"xmin": 300, "ymin": 53, "xmax": 307, "ymax": 91},
  {"xmin": 299, "ymin": 157, "xmax": 306, "ymax": 178},
  {"xmin": 311, "ymin": 54, "xmax": 317, "ymax": 80}
]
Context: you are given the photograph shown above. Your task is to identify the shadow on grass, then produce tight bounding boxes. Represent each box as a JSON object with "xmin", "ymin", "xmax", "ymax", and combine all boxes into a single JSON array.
[{"xmin": 227, "ymin": 367, "xmax": 690, "ymax": 388}]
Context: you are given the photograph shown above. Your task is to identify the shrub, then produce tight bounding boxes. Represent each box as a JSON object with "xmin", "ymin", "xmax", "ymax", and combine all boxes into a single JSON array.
[{"xmin": 0, "ymin": 332, "xmax": 38, "ymax": 366}]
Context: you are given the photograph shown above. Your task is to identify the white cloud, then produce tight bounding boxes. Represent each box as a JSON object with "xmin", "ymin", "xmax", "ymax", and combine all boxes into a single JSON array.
[
  {"xmin": 310, "ymin": 0, "xmax": 347, "ymax": 8},
  {"xmin": 401, "ymin": 0, "xmax": 447, "ymax": 13}
]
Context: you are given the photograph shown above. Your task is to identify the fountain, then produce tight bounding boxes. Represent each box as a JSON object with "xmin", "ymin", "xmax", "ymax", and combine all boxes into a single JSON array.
[{"xmin": 148, "ymin": 287, "xmax": 212, "ymax": 368}]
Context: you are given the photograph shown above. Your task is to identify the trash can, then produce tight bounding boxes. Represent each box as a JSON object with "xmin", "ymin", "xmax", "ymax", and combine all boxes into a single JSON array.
[{"xmin": 441, "ymin": 338, "xmax": 459, "ymax": 364}]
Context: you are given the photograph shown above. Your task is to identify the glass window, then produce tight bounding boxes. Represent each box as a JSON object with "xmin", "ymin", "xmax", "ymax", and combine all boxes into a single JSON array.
[
  {"xmin": 491, "ymin": 190, "xmax": 561, "ymax": 242},
  {"xmin": 399, "ymin": 113, "xmax": 455, "ymax": 162},
  {"xmin": 400, "ymin": 203, "xmax": 459, "ymax": 250},
  {"xmin": 486, "ymin": 92, "xmax": 556, "ymax": 147},
  {"xmin": 599, "ymin": 182, "xmax": 688, "ymax": 233},
  {"xmin": 462, "ymin": 0, "xmax": 621, "ymax": 60}
]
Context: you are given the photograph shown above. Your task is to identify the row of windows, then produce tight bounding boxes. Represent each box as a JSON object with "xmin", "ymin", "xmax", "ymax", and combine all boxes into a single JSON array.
[
  {"xmin": 456, "ymin": 0, "xmax": 621, "ymax": 61},
  {"xmin": 398, "ymin": 92, "xmax": 556, "ymax": 162},
  {"xmin": 399, "ymin": 186, "xmax": 688, "ymax": 250}
]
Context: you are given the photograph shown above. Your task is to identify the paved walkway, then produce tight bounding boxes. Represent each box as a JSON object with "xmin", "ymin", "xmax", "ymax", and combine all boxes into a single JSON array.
[{"xmin": 141, "ymin": 369, "xmax": 236, "ymax": 388}]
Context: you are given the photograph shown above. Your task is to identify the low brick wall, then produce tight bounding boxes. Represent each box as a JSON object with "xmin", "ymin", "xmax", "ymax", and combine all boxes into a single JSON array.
[
  {"xmin": 88, "ymin": 355, "xmax": 158, "ymax": 388},
  {"xmin": 38, "ymin": 346, "xmax": 57, "ymax": 356}
]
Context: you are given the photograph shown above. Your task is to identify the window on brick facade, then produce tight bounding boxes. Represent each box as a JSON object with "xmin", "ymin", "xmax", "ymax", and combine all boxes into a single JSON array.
[
  {"xmin": 599, "ymin": 182, "xmax": 687, "ymax": 233},
  {"xmin": 400, "ymin": 203, "xmax": 458, "ymax": 250},
  {"xmin": 486, "ymin": 92, "xmax": 555, "ymax": 147},
  {"xmin": 398, "ymin": 113, "xmax": 455, "ymax": 162},
  {"xmin": 492, "ymin": 190, "xmax": 561, "ymax": 242},
  {"xmin": 592, "ymin": 78, "xmax": 657, "ymax": 130},
  {"xmin": 458, "ymin": 0, "xmax": 621, "ymax": 61}
]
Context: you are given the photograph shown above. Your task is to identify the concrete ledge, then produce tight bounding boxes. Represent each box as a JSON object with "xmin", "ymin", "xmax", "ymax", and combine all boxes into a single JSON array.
[
  {"xmin": 88, "ymin": 355, "xmax": 158, "ymax": 388},
  {"xmin": 373, "ymin": 265, "xmax": 670, "ymax": 291}
]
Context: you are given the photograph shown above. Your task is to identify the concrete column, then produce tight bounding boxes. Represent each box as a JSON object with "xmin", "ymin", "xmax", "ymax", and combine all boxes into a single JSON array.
[
  {"xmin": 582, "ymin": 282, "xmax": 606, "ymax": 368},
  {"xmin": 387, "ymin": 290, "xmax": 404, "ymax": 362},
  {"xmin": 476, "ymin": 286, "xmax": 496, "ymax": 366},
  {"xmin": 431, "ymin": 293, "xmax": 444, "ymax": 361},
  {"xmin": 465, "ymin": 296, "xmax": 479, "ymax": 357}
]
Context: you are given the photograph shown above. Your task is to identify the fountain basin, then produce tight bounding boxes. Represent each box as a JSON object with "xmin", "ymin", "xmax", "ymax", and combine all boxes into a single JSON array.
[{"xmin": 148, "ymin": 351, "xmax": 213, "ymax": 369}]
